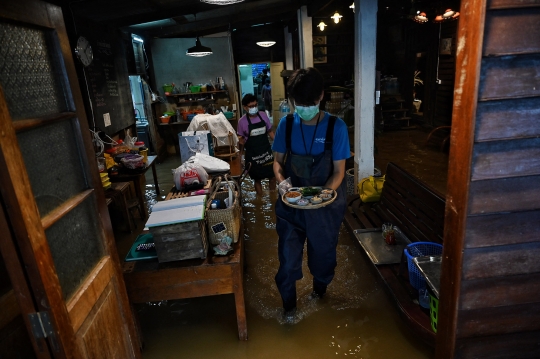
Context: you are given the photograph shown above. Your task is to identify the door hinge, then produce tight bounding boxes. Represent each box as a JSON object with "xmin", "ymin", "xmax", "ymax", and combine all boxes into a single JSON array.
[{"xmin": 28, "ymin": 311, "xmax": 54, "ymax": 339}]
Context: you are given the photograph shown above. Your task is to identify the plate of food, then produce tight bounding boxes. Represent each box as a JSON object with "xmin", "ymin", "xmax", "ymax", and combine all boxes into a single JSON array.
[{"xmin": 282, "ymin": 187, "xmax": 337, "ymax": 209}]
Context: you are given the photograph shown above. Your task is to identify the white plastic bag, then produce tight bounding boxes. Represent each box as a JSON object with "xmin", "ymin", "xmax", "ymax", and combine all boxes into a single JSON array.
[
  {"xmin": 192, "ymin": 152, "xmax": 230, "ymax": 173},
  {"xmin": 173, "ymin": 161, "xmax": 209, "ymax": 191}
]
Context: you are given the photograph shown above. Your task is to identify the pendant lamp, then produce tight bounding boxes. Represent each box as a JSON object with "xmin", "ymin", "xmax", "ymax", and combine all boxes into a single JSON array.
[
  {"xmin": 317, "ymin": 21, "xmax": 327, "ymax": 31},
  {"xmin": 256, "ymin": 41, "xmax": 276, "ymax": 47},
  {"xmin": 186, "ymin": 37, "xmax": 213, "ymax": 57},
  {"xmin": 200, "ymin": 0, "xmax": 244, "ymax": 4},
  {"xmin": 331, "ymin": 11, "xmax": 343, "ymax": 24}
]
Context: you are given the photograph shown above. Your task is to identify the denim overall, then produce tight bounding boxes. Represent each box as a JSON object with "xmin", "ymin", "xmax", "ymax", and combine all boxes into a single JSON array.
[{"xmin": 274, "ymin": 114, "xmax": 347, "ymax": 311}]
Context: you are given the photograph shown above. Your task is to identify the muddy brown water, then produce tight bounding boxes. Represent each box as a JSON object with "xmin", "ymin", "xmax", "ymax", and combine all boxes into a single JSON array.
[{"xmin": 119, "ymin": 128, "xmax": 445, "ymax": 358}]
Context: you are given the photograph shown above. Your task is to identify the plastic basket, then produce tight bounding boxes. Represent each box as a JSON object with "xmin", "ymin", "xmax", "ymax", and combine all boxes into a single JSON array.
[
  {"xmin": 404, "ymin": 242, "xmax": 443, "ymax": 290},
  {"xmin": 121, "ymin": 154, "xmax": 144, "ymax": 169},
  {"xmin": 429, "ymin": 292, "xmax": 439, "ymax": 333}
]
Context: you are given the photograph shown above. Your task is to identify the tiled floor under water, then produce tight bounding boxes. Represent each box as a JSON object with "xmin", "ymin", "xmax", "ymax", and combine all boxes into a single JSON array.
[{"xmin": 115, "ymin": 128, "xmax": 448, "ymax": 359}]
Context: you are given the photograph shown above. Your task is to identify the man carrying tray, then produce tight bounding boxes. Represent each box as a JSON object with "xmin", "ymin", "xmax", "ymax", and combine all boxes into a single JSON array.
[{"xmin": 272, "ymin": 67, "xmax": 350, "ymax": 321}]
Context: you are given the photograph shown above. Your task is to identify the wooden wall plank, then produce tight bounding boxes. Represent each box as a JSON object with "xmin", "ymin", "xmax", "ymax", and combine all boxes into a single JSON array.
[
  {"xmin": 484, "ymin": 9, "xmax": 540, "ymax": 55},
  {"xmin": 476, "ymin": 97, "xmax": 540, "ymax": 141},
  {"xmin": 461, "ymin": 273, "xmax": 540, "ymax": 310},
  {"xmin": 471, "ymin": 137, "xmax": 540, "ymax": 180},
  {"xmin": 465, "ymin": 210, "xmax": 540, "ymax": 248},
  {"xmin": 458, "ymin": 303, "xmax": 540, "ymax": 337},
  {"xmin": 479, "ymin": 54, "xmax": 540, "ymax": 100},
  {"xmin": 488, "ymin": 0, "xmax": 540, "ymax": 10},
  {"xmin": 468, "ymin": 175, "xmax": 540, "ymax": 214},
  {"xmin": 456, "ymin": 330, "xmax": 540, "ymax": 358},
  {"xmin": 462, "ymin": 242, "xmax": 540, "ymax": 280}
]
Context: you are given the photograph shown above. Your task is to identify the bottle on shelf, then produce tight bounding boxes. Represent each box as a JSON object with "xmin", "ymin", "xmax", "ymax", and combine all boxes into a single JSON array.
[{"xmin": 279, "ymin": 99, "xmax": 291, "ymax": 118}]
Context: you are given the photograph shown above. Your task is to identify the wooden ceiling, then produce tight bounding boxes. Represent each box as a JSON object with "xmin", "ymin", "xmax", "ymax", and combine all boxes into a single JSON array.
[{"xmin": 63, "ymin": 0, "xmax": 351, "ymax": 38}]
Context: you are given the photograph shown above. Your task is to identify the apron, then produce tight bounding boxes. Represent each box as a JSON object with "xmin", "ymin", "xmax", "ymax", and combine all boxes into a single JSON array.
[
  {"xmin": 244, "ymin": 113, "xmax": 274, "ymax": 180},
  {"xmin": 274, "ymin": 114, "xmax": 347, "ymax": 310}
]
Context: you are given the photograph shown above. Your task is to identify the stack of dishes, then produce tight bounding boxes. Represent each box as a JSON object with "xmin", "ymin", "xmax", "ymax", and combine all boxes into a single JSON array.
[{"xmin": 100, "ymin": 172, "xmax": 111, "ymax": 190}]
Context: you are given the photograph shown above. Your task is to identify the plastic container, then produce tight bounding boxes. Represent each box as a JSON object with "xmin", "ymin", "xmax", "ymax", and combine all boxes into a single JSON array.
[
  {"xmin": 404, "ymin": 242, "xmax": 443, "ymax": 290},
  {"xmin": 224, "ymin": 111, "xmax": 234, "ymax": 119},
  {"xmin": 121, "ymin": 154, "xmax": 145, "ymax": 169},
  {"xmin": 279, "ymin": 99, "xmax": 290, "ymax": 118},
  {"xmin": 189, "ymin": 85, "xmax": 201, "ymax": 93},
  {"xmin": 429, "ymin": 290, "xmax": 439, "ymax": 333},
  {"xmin": 160, "ymin": 116, "xmax": 171, "ymax": 124},
  {"xmin": 163, "ymin": 84, "xmax": 174, "ymax": 93},
  {"xmin": 138, "ymin": 146, "xmax": 148, "ymax": 163},
  {"xmin": 187, "ymin": 114, "xmax": 196, "ymax": 121}
]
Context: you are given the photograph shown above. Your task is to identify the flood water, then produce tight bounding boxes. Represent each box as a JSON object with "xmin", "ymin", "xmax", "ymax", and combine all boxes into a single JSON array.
[{"xmin": 122, "ymin": 128, "xmax": 446, "ymax": 359}]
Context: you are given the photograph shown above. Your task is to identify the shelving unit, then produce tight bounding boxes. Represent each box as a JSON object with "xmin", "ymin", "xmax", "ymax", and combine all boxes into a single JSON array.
[
  {"xmin": 167, "ymin": 90, "xmax": 227, "ymax": 105},
  {"xmin": 379, "ymin": 95, "xmax": 415, "ymax": 130}
]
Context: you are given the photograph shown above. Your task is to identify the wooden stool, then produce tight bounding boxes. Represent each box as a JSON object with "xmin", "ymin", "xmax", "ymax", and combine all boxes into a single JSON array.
[{"xmin": 106, "ymin": 182, "xmax": 138, "ymax": 232}]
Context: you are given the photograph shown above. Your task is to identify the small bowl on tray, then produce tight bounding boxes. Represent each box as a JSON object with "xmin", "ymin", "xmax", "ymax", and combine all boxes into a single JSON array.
[
  {"xmin": 284, "ymin": 191, "xmax": 302, "ymax": 203},
  {"xmin": 320, "ymin": 193, "xmax": 333, "ymax": 201},
  {"xmin": 296, "ymin": 198, "xmax": 310, "ymax": 206},
  {"xmin": 310, "ymin": 196, "xmax": 323, "ymax": 204}
]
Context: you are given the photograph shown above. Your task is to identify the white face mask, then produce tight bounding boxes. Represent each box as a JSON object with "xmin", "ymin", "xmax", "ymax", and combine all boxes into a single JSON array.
[{"xmin": 248, "ymin": 107, "xmax": 258, "ymax": 115}]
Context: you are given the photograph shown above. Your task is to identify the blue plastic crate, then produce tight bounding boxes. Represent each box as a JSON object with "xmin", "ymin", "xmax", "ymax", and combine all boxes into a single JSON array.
[{"xmin": 404, "ymin": 242, "xmax": 443, "ymax": 290}]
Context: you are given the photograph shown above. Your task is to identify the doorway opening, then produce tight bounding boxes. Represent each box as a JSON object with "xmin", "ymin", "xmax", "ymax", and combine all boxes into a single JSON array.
[{"xmin": 238, "ymin": 62, "xmax": 270, "ymax": 113}]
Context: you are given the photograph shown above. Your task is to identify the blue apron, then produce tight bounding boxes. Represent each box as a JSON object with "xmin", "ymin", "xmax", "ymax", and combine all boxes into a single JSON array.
[{"xmin": 274, "ymin": 114, "xmax": 347, "ymax": 311}]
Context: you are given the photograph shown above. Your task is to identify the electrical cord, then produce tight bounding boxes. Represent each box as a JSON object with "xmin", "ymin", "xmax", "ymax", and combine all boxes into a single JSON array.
[{"xmin": 90, "ymin": 128, "xmax": 118, "ymax": 157}]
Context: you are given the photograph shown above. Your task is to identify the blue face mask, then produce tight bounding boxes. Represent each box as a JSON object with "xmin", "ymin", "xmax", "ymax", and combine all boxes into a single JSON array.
[
  {"xmin": 248, "ymin": 107, "xmax": 258, "ymax": 115},
  {"xmin": 295, "ymin": 103, "xmax": 320, "ymax": 121}
]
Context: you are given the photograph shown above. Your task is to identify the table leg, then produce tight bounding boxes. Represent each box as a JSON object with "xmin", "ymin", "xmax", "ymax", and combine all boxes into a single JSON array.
[
  {"xmin": 132, "ymin": 175, "xmax": 149, "ymax": 220},
  {"xmin": 151, "ymin": 161, "xmax": 160, "ymax": 197},
  {"xmin": 232, "ymin": 262, "xmax": 247, "ymax": 340}
]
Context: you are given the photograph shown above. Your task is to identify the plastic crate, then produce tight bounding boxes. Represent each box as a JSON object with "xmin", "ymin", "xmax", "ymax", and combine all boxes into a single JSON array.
[{"xmin": 404, "ymin": 242, "xmax": 443, "ymax": 290}]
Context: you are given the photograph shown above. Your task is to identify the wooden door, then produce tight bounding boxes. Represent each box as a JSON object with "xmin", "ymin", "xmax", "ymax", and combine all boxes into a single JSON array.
[{"xmin": 0, "ymin": 0, "xmax": 140, "ymax": 358}]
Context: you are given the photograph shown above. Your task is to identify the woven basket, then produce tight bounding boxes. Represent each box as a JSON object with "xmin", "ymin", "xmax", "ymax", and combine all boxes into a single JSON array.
[{"xmin": 206, "ymin": 176, "xmax": 241, "ymax": 245}]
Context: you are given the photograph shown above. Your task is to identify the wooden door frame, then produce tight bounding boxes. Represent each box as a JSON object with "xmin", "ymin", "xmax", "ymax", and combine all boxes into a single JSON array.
[
  {"xmin": 0, "ymin": 0, "xmax": 140, "ymax": 357},
  {"xmin": 435, "ymin": 0, "xmax": 487, "ymax": 357}
]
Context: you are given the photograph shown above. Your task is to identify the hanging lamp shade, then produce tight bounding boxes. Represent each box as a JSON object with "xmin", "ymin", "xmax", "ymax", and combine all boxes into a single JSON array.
[
  {"xmin": 331, "ymin": 11, "xmax": 343, "ymax": 24},
  {"xmin": 186, "ymin": 37, "xmax": 213, "ymax": 57},
  {"xmin": 256, "ymin": 41, "xmax": 276, "ymax": 47},
  {"xmin": 317, "ymin": 21, "xmax": 327, "ymax": 31},
  {"xmin": 200, "ymin": 0, "xmax": 244, "ymax": 5},
  {"xmin": 413, "ymin": 11, "xmax": 429, "ymax": 23}
]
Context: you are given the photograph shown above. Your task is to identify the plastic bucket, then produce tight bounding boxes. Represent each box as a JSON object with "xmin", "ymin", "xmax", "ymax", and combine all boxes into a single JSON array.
[
  {"xmin": 404, "ymin": 242, "xmax": 443, "ymax": 290},
  {"xmin": 163, "ymin": 84, "xmax": 173, "ymax": 93}
]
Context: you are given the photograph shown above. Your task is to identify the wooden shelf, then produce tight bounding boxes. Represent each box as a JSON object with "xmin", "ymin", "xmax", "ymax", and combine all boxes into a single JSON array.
[
  {"xmin": 176, "ymin": 99, "xmax": 215, "ymax": 105},
  {"xmin": 167, "ymin": 90, "xmax": 226, "ymax": 97}
]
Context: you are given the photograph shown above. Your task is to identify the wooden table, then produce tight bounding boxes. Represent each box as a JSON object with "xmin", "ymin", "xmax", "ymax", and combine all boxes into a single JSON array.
[
  {"xmin": 122, "ymin": 225, "xmax": 247, "ymax": 340},
  {"xmin": 110, "ymin": 155, "xmax": 159, "ymax": 219}
]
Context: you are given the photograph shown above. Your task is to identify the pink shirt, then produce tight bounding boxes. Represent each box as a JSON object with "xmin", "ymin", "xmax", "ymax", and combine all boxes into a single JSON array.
[{"xmin": 237, "ymin": 111, "xmax": 272, "ymax": 139}]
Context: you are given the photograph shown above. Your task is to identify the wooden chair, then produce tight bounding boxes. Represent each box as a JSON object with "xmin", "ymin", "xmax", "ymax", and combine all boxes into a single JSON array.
[{"xmin": 212, "ymin": 131, "xmax": 237, "ymax": 162}]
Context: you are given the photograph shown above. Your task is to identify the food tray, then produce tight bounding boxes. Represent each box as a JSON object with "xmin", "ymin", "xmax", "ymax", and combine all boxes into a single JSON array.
[{"xmin": 281, "ymin": 187, "xmax": 337, "ymax": 209}]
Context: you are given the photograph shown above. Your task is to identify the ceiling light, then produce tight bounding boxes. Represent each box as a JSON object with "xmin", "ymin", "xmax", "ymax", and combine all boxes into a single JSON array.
[
  {"xmin": 200, "ymin": 0, "xmax": 244, "ymax": 5},
  {"xmin": 433, "ymin": 6, "xmax": 460, "ymax": 23},
  {"xmin": 331, "ymin": 11, "xmax": 343, "ymax": 24},
  {"xmin": 413, "ymin": 11, "xmax": 428, "ymax": 23},
  {"xmin": 350, "ymin": 3, "xmax": 355, "ymax": 13},
  {"xmin": 317, "ymin": 21, "xmax": 327, "ymax": 31},
  {"xmin": 256, "ymin": 41, "xmax": 276, "ymax": 47},
  {"xmin": 186, "ymin": 37, "xmax": 213, "ymax": 57}
]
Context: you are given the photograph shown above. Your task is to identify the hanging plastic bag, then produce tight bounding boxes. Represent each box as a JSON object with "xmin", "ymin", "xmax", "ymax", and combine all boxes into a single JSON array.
[{"xmin": 173, "ymin": 161, "xmax": 208, "ymax": 191}]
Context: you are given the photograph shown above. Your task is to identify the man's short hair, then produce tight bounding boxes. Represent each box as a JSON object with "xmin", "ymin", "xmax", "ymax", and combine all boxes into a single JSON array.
[
  {"xmin": 287, "ymin": 67, "xmax": 324, "ymax": 105},
  {"xmin": 242, "ymin": 93, "xmax": 257, "ymax": 106},
  {"xmin": 262, "ymin": 69, "xmax": 268, "ymax": 75}
]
